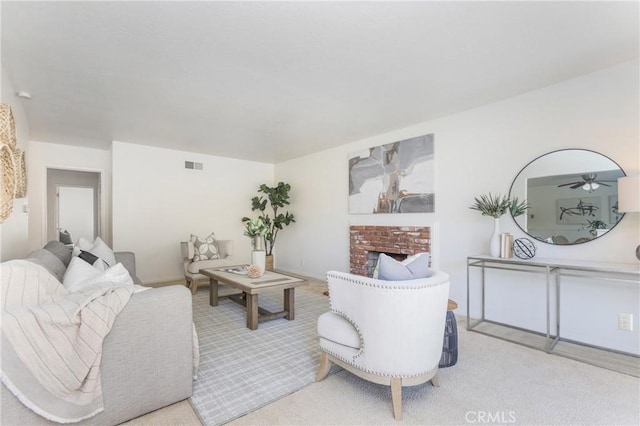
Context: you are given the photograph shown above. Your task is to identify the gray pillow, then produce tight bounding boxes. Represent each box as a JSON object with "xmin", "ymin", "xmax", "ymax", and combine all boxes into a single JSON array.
[
  {"xmin": 58, "ymin": 229, "xmax": 73, "ymax": 245},
  {"xmin": 44, "ymin": 240, "xmax": 73, "ymax": 267},
  {"xmin": 377, "ymin": 253, "xmax": 430, "ymax": 281},
  {"xmin": 25, "ymin": 249, "xmax": 66, "ymax": 282}
]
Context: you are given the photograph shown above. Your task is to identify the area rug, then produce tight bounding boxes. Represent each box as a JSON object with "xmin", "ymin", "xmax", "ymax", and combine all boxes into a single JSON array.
[{"xmin": 189, "ymin": 286, "xmax": 331, "ymax": 426}]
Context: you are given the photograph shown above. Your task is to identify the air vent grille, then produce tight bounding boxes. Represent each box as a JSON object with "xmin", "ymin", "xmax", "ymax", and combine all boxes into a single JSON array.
[{"xmin": 185, "ymin": 161, "xmax": 203, "ymax": 170}]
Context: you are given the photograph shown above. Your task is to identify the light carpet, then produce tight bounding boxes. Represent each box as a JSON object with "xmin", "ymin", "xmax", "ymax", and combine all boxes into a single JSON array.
[
  {"xmin": 189, "ymin": 286, "xmax": 331, "ymax": 426},
  {"xmin": 229, "ymin": 317, "xmax": 640, "ymax": 425}
]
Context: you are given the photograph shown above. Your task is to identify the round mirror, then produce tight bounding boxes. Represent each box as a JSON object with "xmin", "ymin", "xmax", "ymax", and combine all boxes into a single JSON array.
[{"xmin": 509, "ymin": 149, "xmax": 626, "ymax": 245}]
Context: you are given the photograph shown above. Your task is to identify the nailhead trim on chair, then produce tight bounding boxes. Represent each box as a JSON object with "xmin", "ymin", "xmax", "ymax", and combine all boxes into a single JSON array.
[
  {"xmin": 324, "ymin": 271, "xmax": 448, "ymax": 378},
  {"xmin": 326, "ymin": 271, "xmax": 450, "ymax": 291},
  {"xmin": 320, "ymin": 345, "xmax": 439, "ymax": 380}
]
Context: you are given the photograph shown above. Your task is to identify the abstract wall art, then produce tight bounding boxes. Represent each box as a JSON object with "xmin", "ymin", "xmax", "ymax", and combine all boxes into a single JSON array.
[
  {"xmin": 348, "ymin": 133, "xmax": 434, "ymax": 214},
  {"xmin": 556, "ymin": 197, "xmax": 601, "ymax": 224}
]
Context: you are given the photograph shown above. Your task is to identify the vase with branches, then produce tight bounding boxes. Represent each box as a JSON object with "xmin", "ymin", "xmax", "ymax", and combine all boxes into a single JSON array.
[{"xmin": 470, "ymin": 193, "xmax": 529, "ymax": 257}]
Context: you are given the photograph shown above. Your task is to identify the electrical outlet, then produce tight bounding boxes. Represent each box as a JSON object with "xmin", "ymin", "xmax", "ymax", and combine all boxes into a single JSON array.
[{"xmin": 618, "ymin": 313, "xmax": 633, "ymax": 331}]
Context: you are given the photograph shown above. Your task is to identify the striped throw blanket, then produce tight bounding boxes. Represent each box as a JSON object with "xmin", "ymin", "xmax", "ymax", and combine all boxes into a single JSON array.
[{"xmin": 1, "ymin": 259, "xmax": 134, "ymax": 423}]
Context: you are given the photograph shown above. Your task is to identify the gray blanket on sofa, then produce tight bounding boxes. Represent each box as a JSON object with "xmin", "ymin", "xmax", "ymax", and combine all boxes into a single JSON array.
[{"xmin": 0, "ymin": 260, "xmax": 133, "ymax": 423}]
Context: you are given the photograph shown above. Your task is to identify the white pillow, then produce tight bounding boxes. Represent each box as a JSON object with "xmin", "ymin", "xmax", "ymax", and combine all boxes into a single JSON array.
[
  {"xmin": 90, "ymin": 237, "xmax": 117, "ymax": 268},
  {"xmin": 372, "ymin": 252, "xmax": 431, "ymax": 279},
  {"xmin": 76, "ymin": 236, "xmax": 94, "ymax": 251},
  {"xmin": 64, "ymin": 258, "xmax": 133, "ymax": 292},
  {"xmin": 72, "ymin": 236, "xmax": 117, "ymax": 269},
  {"xmin": 63, "ymin": 257, "xmax": 101, "ymax": 290}
]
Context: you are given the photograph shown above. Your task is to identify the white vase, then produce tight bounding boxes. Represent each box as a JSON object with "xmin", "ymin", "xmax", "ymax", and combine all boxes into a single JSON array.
[
  {"xmin": 489, "ymin": 218, "xmax": 501, "ymax": 257},
  {"xmin": 251, "ymin": 250, "xmax": 266, "ymax": 275}
]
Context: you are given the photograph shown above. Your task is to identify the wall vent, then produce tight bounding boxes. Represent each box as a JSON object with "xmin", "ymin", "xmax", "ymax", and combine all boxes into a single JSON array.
[{"xmin": 185, "ymin": 161, "xmax": 203, "ymax": 170}]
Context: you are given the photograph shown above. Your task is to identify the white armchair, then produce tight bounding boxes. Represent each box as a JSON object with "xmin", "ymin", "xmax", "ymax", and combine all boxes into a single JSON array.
[
  {"xmin": 316, "ymin": 270, "xmax": 450, "ymax": 420},
  {"xmin": 180, "ymin": 239, "xmax": 236, "ymax": 294}
]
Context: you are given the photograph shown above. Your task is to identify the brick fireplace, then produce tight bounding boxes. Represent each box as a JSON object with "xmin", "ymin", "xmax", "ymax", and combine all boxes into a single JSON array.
[{"xmin": 349, "ymin": 225, "xmax": 431, "ymax": 276}]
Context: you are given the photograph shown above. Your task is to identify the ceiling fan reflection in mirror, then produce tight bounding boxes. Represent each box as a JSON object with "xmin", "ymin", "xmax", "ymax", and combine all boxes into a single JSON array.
[{"xmin": 557, "ymin": 173, "xmax": 616, "ymax": 193}]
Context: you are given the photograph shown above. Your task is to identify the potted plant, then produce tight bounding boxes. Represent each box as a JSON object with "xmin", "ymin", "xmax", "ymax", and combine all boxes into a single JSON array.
[
  {"xmin": 585, "ymin": 219, "xmax": 608, "ymax": 237},
  {"xmin": 242, "ymin": 182, "xmax": 295, "ymax": 270},
  {"xmin": 470, "ymin": 193, "xmax": 529, "ymax": 257}
]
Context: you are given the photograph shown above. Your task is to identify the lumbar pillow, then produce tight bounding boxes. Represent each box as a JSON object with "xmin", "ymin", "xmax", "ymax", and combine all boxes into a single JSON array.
[
  {"xmin": 191, "ymin": 233, "xmax": 220, "ymax": 261},
  {"xmin": 377, "ymin": 252, "xmax": 430, "ymax": 281}
]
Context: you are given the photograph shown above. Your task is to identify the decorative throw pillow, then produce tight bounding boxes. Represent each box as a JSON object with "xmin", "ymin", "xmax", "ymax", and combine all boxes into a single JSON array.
[
  {"xmin": 63, "ymin": 257, "xmax": 101, "ymax": 290},
  {"xmin": 191, "ymin": 233, "xmax": 220, "ymax": 261},
  {"xmin": 64, "ymin": 257, "xmax": 133, "ymax": 292},
  {"xmin": 89, "ymin": 236, "xmax": 117, "ymax": 268},
  {"xmin": 58, "ymin": 229, "xmax": 73, "ymax": 245},
  {"xmin": 25, "ymin": 249, "xmax": 66, "ymax": 283},
  {"xmin": 72, "ymin": 236, "xmax": 116, "ymax": 269},
  {"xmin": 78, "ymin": 250, "xmax": 100, "ymax": 266},
  {"xmin": 373, "ymin": 252, "xmax": 431, "ymax": 279},
  {"xmin": 377, "ymin": 252, "xmax": 430, "ymax": 281},
  {"xmin": 43, "ymin": 240, "xmax": 73, "ymax": 267}
]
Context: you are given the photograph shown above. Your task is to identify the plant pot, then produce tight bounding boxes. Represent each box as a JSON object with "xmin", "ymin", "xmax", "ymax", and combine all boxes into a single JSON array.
[{"xmin": 265, "ymin": 254, "xmax": 274, "ymax": 271}]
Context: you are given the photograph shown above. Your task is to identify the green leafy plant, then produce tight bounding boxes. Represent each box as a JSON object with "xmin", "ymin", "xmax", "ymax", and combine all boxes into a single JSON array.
[
  {"xmin": 243, "ymin": 217, "xmax": 268, "ymax": 237},
  {"xmin": 242, "ymin": 182, "xmax": 296, "ymax": 256},
  {"xmin": 509, "ymin": 196, "xmax": 530, "ymax": 218},
  {"xmin": 585, "ymin": 219, "xmax": 607, "ymax": 236},
  {"xmin": 470, "ymin": 193, "xmax": 530, "ymax": 219}
]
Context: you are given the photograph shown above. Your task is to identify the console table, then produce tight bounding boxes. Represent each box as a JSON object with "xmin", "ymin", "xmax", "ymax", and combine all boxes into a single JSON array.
[{"xmin": 467, "ymin": 255, "xmax": 640, "ymax": 375}]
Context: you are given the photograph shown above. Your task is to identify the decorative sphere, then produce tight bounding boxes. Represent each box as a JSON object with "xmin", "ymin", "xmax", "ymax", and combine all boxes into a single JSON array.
[{"xmin": 513, "ymin": 238, "xmax": 536, "ymax": 259}]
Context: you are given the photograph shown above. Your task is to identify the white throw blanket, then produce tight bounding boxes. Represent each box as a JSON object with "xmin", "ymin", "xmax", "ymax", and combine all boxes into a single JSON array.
[{"xmin": 1, "ymin": 260, "xmax": 134, "ymax": 423}]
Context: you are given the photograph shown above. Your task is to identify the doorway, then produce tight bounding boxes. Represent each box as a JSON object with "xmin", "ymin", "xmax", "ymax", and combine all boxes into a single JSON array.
[{"xmin": 46, "ymin": 169, "xmax": 101, "ymax": 244}]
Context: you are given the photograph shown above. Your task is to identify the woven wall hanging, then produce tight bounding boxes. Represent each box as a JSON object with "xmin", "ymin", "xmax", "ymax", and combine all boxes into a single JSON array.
[
  {"xmin": 14, "ymin": 148, "xmax": 27, "ymax": 198},
  {"xmin": 0, "ymin": 103, "xmax": 20, "ymax": 222},
  {"xmin": 0, "ymin": 104, "xmax": 17, "ymax": 149},
  {"xmin": 0, "ymin": 142, "xmax": 16, "ymax": 222}
]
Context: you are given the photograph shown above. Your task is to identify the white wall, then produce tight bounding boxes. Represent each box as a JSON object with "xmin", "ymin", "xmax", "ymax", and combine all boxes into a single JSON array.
[
  {"xmin": 26, "ymin": 141, "xmax": 112, "ymax": 251},
  {"xmin": 0, "ymin": 67, "xmax": 30, "ymax": 261},
  {"xmin": 275, "ymin": 60, "xmax": 640, "ymax": 354},
  {"xmin": 111, "ymin": 142, "xmax": 273, "ymax": 283}
]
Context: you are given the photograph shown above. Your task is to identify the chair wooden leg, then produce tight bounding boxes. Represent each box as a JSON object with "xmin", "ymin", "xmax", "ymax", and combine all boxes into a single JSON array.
[
  {"xmin": 431, "ymin": 373, "xmax": 440, "ymax": 387},
  {"xmin": 391, "ymin": 377, "xmax": 402, "ymax": 420},
  {"xmin": 316, "ymin": 351, "xmax": 331, "ymax": 382},
  {"xmin": 189, "ymin": 278, "xmax": 198, "ymax": 295}
]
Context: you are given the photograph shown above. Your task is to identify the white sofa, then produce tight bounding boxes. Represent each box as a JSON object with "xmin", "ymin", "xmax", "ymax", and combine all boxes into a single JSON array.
[{"xmin": 1, "ymin": 242, "xmax": 194, "ymax": 425}]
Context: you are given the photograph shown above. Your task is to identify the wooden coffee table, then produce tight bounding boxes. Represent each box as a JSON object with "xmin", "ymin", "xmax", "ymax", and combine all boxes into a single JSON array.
[{"xmin": 199, "ymin": 266, "xmax": 308, "ymax": 330}]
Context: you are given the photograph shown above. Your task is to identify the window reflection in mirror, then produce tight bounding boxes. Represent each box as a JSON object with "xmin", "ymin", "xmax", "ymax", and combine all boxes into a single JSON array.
[{"xmin": 509, "ymin": 149, "xmax": 625, "ymax": 245}]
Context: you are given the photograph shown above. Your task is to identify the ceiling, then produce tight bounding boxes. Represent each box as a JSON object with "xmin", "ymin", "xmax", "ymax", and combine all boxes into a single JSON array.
[{"xmin": 2, "ymin": 1, "xmax": 638, "ymax": 163}]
